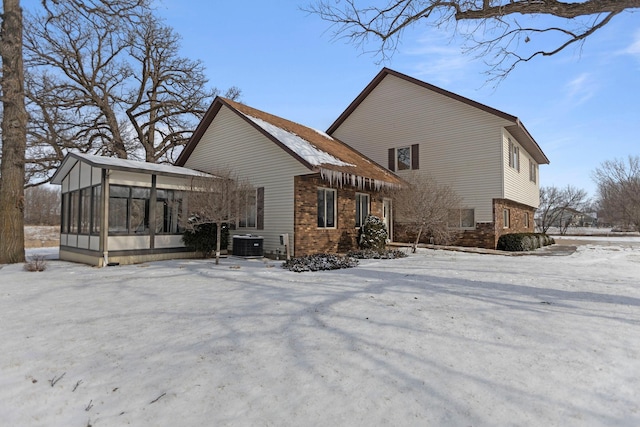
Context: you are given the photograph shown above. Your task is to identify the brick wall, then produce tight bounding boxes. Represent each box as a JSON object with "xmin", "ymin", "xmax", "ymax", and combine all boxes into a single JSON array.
[
  {"xmin": 392, "ymin": 198, "xmax": 536, "ymax": 250},
  {"xmin": 493, "ymin": 198, "xmax": 535, "ymax": 241},
  {"xmin": 454, "ymin": 222, "xmax": 497, "ymax": 249},
  {"xmin": 453, "ymin": 200, "xmax": 535, "ymax": 249},
  {"xmin": 293, "ymin": 174, "xmax": 385, "ymax": 256}
]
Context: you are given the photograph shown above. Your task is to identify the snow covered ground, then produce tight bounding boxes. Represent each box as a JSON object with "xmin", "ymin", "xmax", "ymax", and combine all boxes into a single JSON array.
[{"xmin": 1, "ymin": 242, "xmax": 639, "ymax": 426}]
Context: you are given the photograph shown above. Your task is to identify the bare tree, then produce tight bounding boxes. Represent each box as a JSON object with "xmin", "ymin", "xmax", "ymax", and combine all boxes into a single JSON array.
[
  {"xmin": 307, "ymin": 0, "xmax": 639, "ymax": 81},
  {"xmin": 22, "ymin": 1, "xmax": 239, "ymax": 185},
  {"xmin": 593, "ymin": 156, "xmax": 640, "ymax": 232},
  {"xmin": 182, "ymin": 171, "xmax": 254, "ymax": 265},
  {"xmin": 390, "ymin": 172, "xmax": 461, "ymax": 252},
  {"xmin": 537, "ymin": 185, "xmax": 590, "ymax": 234},
  {"xmin": 125, "ymin": 13, "xmax": 240, "ymax": 163},
  {"xmin": 24, "ymin": 1, "xmax": 144, "ymax": 160},
  {"xmin": 0, "ymin": 0, "xmax": 28, "ymax": 264}
]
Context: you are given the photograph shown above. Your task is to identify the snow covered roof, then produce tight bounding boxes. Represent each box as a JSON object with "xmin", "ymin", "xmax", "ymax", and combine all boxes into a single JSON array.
[
  {"xmin": 51, "ymin": 152, "xmax": 212, "ymax": 185},
  {"xmin": 244, "ymin": 115, "xmax": 352, "ymax": 168},
  {"xmin": 177, "ymin": 97, "xmax": 404, "ymax": 190}
]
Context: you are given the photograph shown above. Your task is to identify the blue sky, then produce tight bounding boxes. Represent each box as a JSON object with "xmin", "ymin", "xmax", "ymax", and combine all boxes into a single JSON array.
[
  {"xmin": 152, "ymin": 1, "xmax": 639, "ymax": 198},
  {"xmin": 24, "ymin": 0, "xmax": 640, "ymax": 197}
]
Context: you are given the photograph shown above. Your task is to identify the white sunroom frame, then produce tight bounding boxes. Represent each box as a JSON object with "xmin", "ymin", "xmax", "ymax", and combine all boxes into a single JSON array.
[{"xmin": 51, "ymin": 152, "xmax": 212, "ymax": 267}]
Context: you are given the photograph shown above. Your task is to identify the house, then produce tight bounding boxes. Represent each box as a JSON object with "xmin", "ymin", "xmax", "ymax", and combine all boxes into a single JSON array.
[
  {"xmin": 175, "ymin": 97, "xmax": 404, "ymax": 258},
  {"xmin": 327, "ymin": 68, "xmax": 550, "ymax": 249},
  {"xmin": 51, "ymin": 68, "xmax": 549, "ymax": 265},
  {"xmin": 50, "ymin": 152, "xmax": 212, "ymax": 266}
]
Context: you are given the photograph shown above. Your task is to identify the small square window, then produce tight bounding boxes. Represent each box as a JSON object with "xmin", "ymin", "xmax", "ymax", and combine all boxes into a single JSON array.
[
  {"xmin": 397, "ymin": 147, "xmax": 411, "ymax": 171},
  {"xmin": 448, "ymin": 209, "xmax": 475, "ymax": 228}
]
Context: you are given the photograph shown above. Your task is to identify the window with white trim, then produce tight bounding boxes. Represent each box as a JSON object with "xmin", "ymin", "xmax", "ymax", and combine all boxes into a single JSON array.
[
  {"xmin": 239, "ymin": 190, "xmax": 257, "ymax": 228},
  {"xmin": 355, "ymin": 193, "xmax": 370, "ymax": 228},
  {"xmin": 388, "ymin": 144, "xmax": 419, "ymax": 171},
  {"xmin": 397, "ymin": 147, "xmax": 411, "ymax": 170},
  {"xmin": 508, "ymin": 139, "xmax": 520, "ymax": 172},
  {"xmin": 317, "ymin": 188, "xmax": 336, "ymax": 228},
  {"xmin": 503, "ymin": 208, "xmax": 511, "ymax": 228},
  {"xmin": 448, "ymin": 209, "xmax": 475, "ymax": 228},
  {"xmin": 529, "ymin": 159, "xmax": 537, "ymax": 183}
]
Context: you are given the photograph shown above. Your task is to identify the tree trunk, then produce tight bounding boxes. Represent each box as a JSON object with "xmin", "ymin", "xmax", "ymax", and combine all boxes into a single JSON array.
[
  {"xmin": 0, "ymin": 0, "xmax": 27, "ymax": 264},
  {"xmin": 412, "ymin": 225, "xmax": 423, "ymax": 254},
  {"xmin": 215, "ymin": 222, "xmax": 221, "ymax": 265}
]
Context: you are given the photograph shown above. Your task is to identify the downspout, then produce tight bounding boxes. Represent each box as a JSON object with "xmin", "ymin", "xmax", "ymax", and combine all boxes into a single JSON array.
[
  {"xmin": 150, "ymin": 175, "xmax": 157, "ymax": 250},
  {"xmin": 101, "ymin": 169, "xmax": 110, "ymax": 267}
]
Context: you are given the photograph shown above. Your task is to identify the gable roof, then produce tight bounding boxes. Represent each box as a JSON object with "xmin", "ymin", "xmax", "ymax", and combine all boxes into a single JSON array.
[
  {"xmin": 176, "ymin": 97, "xmax": 404, "ymax": 190},
  {"xmin": 50, "ymin": 152, "xmax": 211, "ymax": 185},
  {"xmin": 327, "ymin": 68, "xmax": 550, "ymax": 165}
]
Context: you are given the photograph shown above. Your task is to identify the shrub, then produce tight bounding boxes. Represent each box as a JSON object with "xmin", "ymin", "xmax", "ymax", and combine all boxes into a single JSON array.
[
  {"xmin": 358, "ymin": 215, "xmax": 388, "ymax": 251},
  {"xmin": 346, "ymin": 249, "xmax": 408, "ymax": 259},
  {"xmin": 497, "ymin": 233, "xmax": 554, "ymax": 252},
  {"xmin": 282, "ymin": 253, "xmax": 358, "ymax": 272},
  {"xmin": 182, "ymin": 223, "xmax": 229, "ymax": 258},
  {"xmin": 24, "ymin": 255, "xmax": 48, "ymax": 272}
]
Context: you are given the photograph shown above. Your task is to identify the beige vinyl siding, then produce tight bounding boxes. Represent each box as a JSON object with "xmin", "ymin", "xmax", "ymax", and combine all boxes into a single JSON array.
[
  {"xmin": 503, "ymin": 130, "xmax": 540, "ymax": 208},
  {"xmin": 183, "ymin": 105, "xmax": 311, "ymax": 256},
  {"xmin": 108, "ymin": 235, "xmax": 151, "ymax": 251},
  {"xmin": 157, "ymin": 175, "xmax": 194, "ymax": 190},
  {"xmin": 68, "ymin": 161, "xmax": 80, "ymax": 191},
  {"xmin": 332, "ymin": 74, "xmax": 509, "ymax": 223},
  {"xmin": 109, "ymin": 171, "xmax": 152, "ymax": 187}
]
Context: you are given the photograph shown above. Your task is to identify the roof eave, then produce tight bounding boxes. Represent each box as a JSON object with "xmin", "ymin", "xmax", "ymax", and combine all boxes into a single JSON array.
[
  {"xmin": 52, "ymin": 152, "xmax": 212, "ymax": 184},
  {"xmin": 506, "ymin": 121, "xmax": 550, "ymax": 165}
]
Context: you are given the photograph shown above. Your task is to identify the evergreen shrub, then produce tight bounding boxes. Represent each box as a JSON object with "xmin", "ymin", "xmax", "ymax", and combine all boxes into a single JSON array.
[
  {"xmin": 282, "ymin": 254, "xmax": 359, "ymax": 272},
  {"xmin": 346, "ymin": 249, "xmax": 408, "ymax": 259},
  {"xmin": 497, "ymin": 233, "xmax": 554, "ymax": 252},
  {"xmin": 358, "ymin": 215, "xmax": 388, "ymax": 251},
  {"xmin": 182, "ymin": 223, "xmax": 229, "ymax": 258}
]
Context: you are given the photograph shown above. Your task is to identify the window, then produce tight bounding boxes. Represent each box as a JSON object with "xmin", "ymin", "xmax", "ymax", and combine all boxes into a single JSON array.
[
  {"xmin": 69, "ymin": 191, "xmax": 79, "ymax": 234},
  {"xmin": 109, "ymin": 186, "xmax": 129, "ymax": 233},
  {"xmin": 109, "ymin": 185, "xmax": 150, "ymax": 234},
  {"xmin": 508, "ymin": 139, "xmax": 520, "ymax": 172},
  {"xmin": 317, "ymin": 188, "xmax": 336, "ymax": 228},
  {"xmin": 239, "ymin": 190, "xmax": 257, "ymax": 228},
  {"xmin": 130, "ymin": 188, "xmax": 150, "ymax": 233},
  {"xmin": 388, "ymin": 144, "xmax": 419, "ymax": 171},
  {"xmin": 397, "ymin": 147, "xmax": 411, "ymax": 170},
  {"xmin": 80, "ymin": 187, "xmax": 91, "ymax": 234},
  {"xmin": 524, "ymin": 212, "xmax": 530, "ymax": 228},
  {"xmin": 529, "ymin": 159, "xmax": 537, "ymax": 183},
  {"xmin": 503, "ymin": 209, "xmax": 510, "ymax": 228},
  {"xmin": 355, "ymin": 193, "xmax": 370, "ymax": 227},
  {"xmin": 155, "ymin": 189, "xmax": 183, "ymax": 234},
  {"xmin": 61, "ymin": 193, "xmax": 69, "ymax": 234},
  {"xmin": 91, "ymin": 185, "xmax": 101, "ymax": 234},
  {"xmin": 62, "ymin": 185, "xmax": 101, "ymax": 236},
  {"xmin": 448, "ymin": 209, "xmax": 475, "ymax": 228}
]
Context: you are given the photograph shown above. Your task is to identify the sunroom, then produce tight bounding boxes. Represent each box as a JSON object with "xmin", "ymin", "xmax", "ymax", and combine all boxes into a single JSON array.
[{"xmin": 50, "ymin": 152, "xmax": 211, "ymax": 266}]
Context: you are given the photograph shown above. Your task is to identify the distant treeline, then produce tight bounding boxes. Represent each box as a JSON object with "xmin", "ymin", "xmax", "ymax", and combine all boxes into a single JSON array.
[{"xmin": 24, "ymin": 186, "xmax": 60, "ymax": 226}]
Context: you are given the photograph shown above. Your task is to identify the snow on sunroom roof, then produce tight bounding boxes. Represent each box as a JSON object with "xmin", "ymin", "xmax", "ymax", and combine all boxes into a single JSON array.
[
  {"xmin": 75, "ymin": 153, "xmax": 211, "ymax": 177},
  {"xmin": 245, "ymin": 115, "xmax": 354, "ymax": 167}
]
